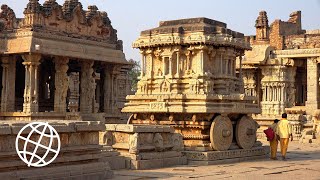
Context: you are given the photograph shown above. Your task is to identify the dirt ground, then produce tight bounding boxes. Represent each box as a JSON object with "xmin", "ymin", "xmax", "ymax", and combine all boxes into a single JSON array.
[{"xmin": 113, "ymin": 141, "xmax": 320, "ymax": 180}]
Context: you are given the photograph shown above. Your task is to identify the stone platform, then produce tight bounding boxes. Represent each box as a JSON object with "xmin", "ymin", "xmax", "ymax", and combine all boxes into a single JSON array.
[
  {"xmin": 0, "ymin": 121, "xmax": 118, "ymax": 179},
  {"xmin": 183, "ymin": 146, "xmax": 268, "ymax": 165},
  {"xmin": 113, "ymin": 142, "xmax": 320, "ymax": 179},
  {"xmin": 104, "ymin": 124, "xmax": 187, "ymax": 170}
]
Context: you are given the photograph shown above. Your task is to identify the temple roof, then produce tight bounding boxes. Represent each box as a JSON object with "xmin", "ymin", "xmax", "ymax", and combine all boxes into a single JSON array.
[
  {"xmin": 141, "ymin": 17, "xmax": 244, "ymax": 38},
  {"xmin": 0, "ymin": 0, "xmax": 127, "ymax": 64},
  {"xmin": 133, "ymin": 17, "xmax": 250, "ymax": 50}
]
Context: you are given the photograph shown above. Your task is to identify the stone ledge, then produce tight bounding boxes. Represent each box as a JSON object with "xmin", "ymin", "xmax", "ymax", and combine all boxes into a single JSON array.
[
  {"xmin": 183, "ymin": 146, "xmax": 268, "ymax": 161},
  {"xmin": 0, "ymin": 162, "xmax": 113, "ymax": 180},
  {"xmin": 0, "ymin": 121, "xmax": 104, "ymax": 134},
  {"xmin": 127, "ymin": 156, "xmax": 187, "ymax": 170},
  {"xmin": 106, "ymin": 124, "xmax": 174, "ymax": 133}
]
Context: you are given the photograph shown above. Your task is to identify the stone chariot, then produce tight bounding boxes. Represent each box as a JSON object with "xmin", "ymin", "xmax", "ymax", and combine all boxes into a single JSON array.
[{"xmin": 122, "ymin": 18, "xmax": 262, "ymax": 154}]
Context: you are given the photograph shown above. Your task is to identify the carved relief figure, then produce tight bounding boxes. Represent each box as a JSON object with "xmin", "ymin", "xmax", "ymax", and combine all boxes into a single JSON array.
[{"xmin": 153, "ymin": 133, "xmax": 164, "ymax": 151}]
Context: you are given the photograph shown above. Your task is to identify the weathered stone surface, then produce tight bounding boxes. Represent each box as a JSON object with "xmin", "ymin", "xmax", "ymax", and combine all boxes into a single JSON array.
[
  {"xmin": 0, "ymin": 121, "xmax": 115, "ymax": 179},
  {"xmin": 182, "ymin": 146, "xmax": 267, "ymax": 161},
  {"xmin": 241, "ymin": 10, "xmax": 320, "ymax": 142},
  {"xmin": 105, "ymin": 124, "xmax": 186, "ymax": 170},
  {"xmin": 0, "ymin": 1, "xmax": 132, "ymax": 122},
  {"xmin": 129, "ymin": 156, "xmax": 187, "ymax": 170},
  {"xmin": 123, "ymin": 17, "xmax": 261, "ymax": 152}
]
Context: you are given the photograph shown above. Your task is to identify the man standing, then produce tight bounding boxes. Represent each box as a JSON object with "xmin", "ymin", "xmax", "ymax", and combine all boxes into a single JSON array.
[{"xmin": 276, "ymin": 113, "xmax": 293, "ymax": 160}]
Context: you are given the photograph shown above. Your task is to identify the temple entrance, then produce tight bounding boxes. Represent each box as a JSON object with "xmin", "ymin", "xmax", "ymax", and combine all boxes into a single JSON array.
[
  {"xmin": 15, "ymin": 57, "xmax": 25, "ymax": 111},
  {"xmin": 295, "ymin": 59, "xmax": 307, "ymax": 106},
  {"xmin": 39, "ymin": 58, "xmax": 55, "ymax": 112},
  {"xmin": 94, "ymin": 62, "xmax": 104, "ymax": 113}
]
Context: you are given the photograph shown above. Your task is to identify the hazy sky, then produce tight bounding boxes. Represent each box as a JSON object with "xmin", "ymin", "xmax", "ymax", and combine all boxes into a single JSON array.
[{"xmin": 1, "ymin": 0, "xmax": 320, "ymax": 61}]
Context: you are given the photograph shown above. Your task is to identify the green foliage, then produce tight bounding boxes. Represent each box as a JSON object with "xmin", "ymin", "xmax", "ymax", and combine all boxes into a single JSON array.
[{"xmin": 128, "ymin": 59, "xmax": 141, "ymax": 92}]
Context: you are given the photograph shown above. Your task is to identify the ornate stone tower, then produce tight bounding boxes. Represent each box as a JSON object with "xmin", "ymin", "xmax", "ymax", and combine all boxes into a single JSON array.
[
  {"xmin": 255, "ymin": 11, "xmax": 269, "ymax": 42},
  {"xmin": 123, "ymin": 18, "xmax": 261, "ymax": 152}
]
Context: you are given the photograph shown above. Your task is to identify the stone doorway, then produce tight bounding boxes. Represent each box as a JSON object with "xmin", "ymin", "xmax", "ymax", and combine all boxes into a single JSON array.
[
  {"xmin": 15, "ymin": 57, "xmax": 25, "ymax": 112},
  {"xmin": 295, "ymin": 59, "xmax": 307, "ymax": 106},
  {"xmin": 39, "ymin": 58, "xmax": 55, "ymax": 112}
]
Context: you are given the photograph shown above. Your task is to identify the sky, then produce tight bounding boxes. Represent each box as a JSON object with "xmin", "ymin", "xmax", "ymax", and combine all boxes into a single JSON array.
[{"xmin": 1, "ymin": 0, "xmax": 320, "ymax": 62}]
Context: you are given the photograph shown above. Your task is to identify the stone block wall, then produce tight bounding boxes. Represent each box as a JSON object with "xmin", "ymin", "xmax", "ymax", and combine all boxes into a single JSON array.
[
  {"xmin": 0, "ymin": 121, "xmax": 114, "ymax": 179},
  {"xmin": 104, "ymin": 124, "xmax": 187, "ymax": 170}
]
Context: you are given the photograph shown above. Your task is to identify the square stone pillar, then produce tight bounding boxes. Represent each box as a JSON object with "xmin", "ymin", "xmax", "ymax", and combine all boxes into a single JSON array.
[
  {"xmin": 80, "ymin": 60, "xmax": 95, "ymax": 113},
  {"xmin": 1, "ymin": 56, "xmax": 16, "ymax": 112},
  {"xmin": 22, "ymin": 54, "xmax": 41, "ymax": 113},
  {"xmin": 103, "ymin": 65, "xmax": 120, "ymax": 114},
  {"xmin": 54, "ymin": 57, "xmax": 69, "ymax": 113},
  {"xmin": 306, "ymin": 57, "xmax": 320, "ymax": 115},
  {"xmin": 68, "ymin": 72, "xmax": 80, "ymax": 112},
  {"xmin": 103, "ymin": 66, "xmax": 112, "ymax": 113}
]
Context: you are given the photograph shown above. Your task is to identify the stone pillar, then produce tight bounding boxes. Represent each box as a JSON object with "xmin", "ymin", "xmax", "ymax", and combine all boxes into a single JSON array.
[
  {"xmin": 198, "ymin": 46, "xmax": 205, "ymax": 75},
  {"xmin": 103, "ymin": 66, "xmax": 112, "ymax": 113},
  {"xmin": 146, "ymin": 49, "xmax": 154, "ymax": 78},
  {"xmin": 176, "ymin": 51, "xmax": 180, "ymax": 76},
  {"xmin": 140, "ymin": 50, "xmax": 145, "ymax": 78},
  {"xmin": 104, "ymin": 65, "xmax": 119, "ymax": 114},
  {"xmin": 306, "ymin": 57, "xmax": 320, "ymax": 114},
  {"xmin": 80, "ymin": 60, "xmax": 95, "ymax": 113},
  {"xmin": 22, "ymin": 54, "xmax": 41, "ymax": 113},
  {"xmin": 169, "ymin": 57, "xmax": 172, "ymax": 76},
  {"xmin": 1, "ymin": 56, "xmax": 16, "ymax": 112},
  {"xmin": 186, "ymin": 51, "xmax": 191, "ymax": 71},
  {"xmin": 68, "ymin": 72, "xmax": 80, "ymax": 112},
  {"xmin": 54, "ymin": 57, "xmax": 69, "ymax": 113},
  {"xmin": 162, "ymin": 57, "xmax": 166, "ymax": 75}
]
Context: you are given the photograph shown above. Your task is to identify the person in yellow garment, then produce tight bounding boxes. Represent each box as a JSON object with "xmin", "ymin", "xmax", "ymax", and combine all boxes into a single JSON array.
[
  {"xmin": 275, "ymin": 113, "xmax": 293, "ymax": 161},
  {"xmin": 269, "ymin": 119, "xmax": 279, "ymax": 160}
]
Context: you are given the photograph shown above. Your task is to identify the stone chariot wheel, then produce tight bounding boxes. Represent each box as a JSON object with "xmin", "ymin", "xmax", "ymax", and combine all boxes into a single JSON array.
[
  {"xmin": 210, "ymin": 115, "xmax": 233, "ymax": 151},
  {"xmin": 235, "ymin": 115, "xmax": 258, "ymax": 149}
]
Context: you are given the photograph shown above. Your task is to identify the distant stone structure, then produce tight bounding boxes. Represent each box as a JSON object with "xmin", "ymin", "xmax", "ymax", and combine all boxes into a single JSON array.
[
  {"xmin": 0, "ymin": 0, "xmax": 131, "ymax": 179},
  {"xmin": 241, "ymin": 10, "xmax": 320, "ymax": 142},
  {"xmin": 121, "ymin": 17, "xmax": 266, "ymax": 164}
]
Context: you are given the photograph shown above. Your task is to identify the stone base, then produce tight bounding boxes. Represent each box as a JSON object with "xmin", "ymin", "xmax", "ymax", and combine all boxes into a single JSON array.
[
  {"xmin": 0, "ymin": 162, "xmax": 113, "ymax": 180},
  {"xmin": 183, "ymin": 146, "xmax": 268, "ymax": 165},
  {"xmin": 0, "ymin": 121, "xmax": 115, "ymax": 179},
  {"xmin": 105, "ymin": 124, "xmax": 186, "ymax": 170},
  {"xmin": 125, "ymin": 152, "xmax": 187, "ymax": 170},
  {"xmin": 102, "ymin": 146, "xmax": 127, "ymax": 170}
]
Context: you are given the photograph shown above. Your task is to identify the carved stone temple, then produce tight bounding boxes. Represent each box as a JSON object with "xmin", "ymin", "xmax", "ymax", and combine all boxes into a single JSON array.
[
  {"xmin": 241, "ymin": 10, "xmax": 320, "ymax": 142},
  {"xmin": 0, "ymin": 1, "xmax": 131, "ymax": 179},
  {"xmin": 121, "ymin": 17, "xmax": 267, "ymax": 164},
  {"xmin": 0, "ymin": 1, "xmax": 132, "ymax": 122}
]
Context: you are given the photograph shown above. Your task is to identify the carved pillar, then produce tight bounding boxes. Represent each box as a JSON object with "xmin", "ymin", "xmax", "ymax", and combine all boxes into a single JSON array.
[
  {"xmin": 80, "ymin": 60, "xmax": 95, "ymax": 113},
  {"xmin": 169, "ymin": 57, "xmax": 172, "ymax": 76},
  {"xmin": 22, "ymin": 54, "xmax": 41, "ymax": 113},
  {"xmin": 104, "ymin": 65, "xmax": 120, "ymax": 114},
  {"xmin": 186, "ymin": 51, "xmax": 191, "ymax": 71},
  {"xmin": 68, "ymin": 72, "xmax": 80, "ymax": 112},
  {"xmin": 146, "ymin": 49, "xmax": 153, "ymax": 78},
  {"xmin": 54, "ymin": 57, "xmax": 69, "ymax": 113},
  {"xmin": 199, "ymin": 48, "xmax": 204, "ymax": 75},
  {"xmin": 176, "ymin": 51, "xmax": 180, "ymax": 76},
  {"xmin": 306, "ymin": 57, "xmax": 319, "ymax": 114},
  {"xmin": 112, "ymin": 72, "xmax": 119, "ymax": 113},
  {"xmin": 162, "ymin": 57, "xmax": 166, "ymax": 75},
  {"xmin": 103, "ymin": 66, "xmax": 112, "ymax": 113},
  {"xmin": 140, "ymin": 50, "xmax": 145, "ymax": 78},
  {"xmin": 221, "ymin": 54, "xmax": 224, "ymax": 74},
  {"xmin": 1, "ymin": 56, "xmax": 16, "ymax": 112}
]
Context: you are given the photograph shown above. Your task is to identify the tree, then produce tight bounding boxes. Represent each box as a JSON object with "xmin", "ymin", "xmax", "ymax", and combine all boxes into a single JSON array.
[{"xmin": 128, "ymin": 59, "xmax": 141, "ymax": 92}]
